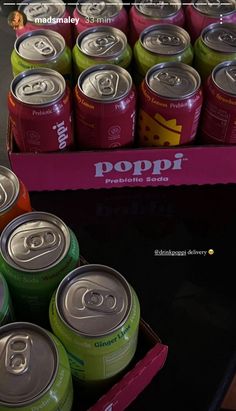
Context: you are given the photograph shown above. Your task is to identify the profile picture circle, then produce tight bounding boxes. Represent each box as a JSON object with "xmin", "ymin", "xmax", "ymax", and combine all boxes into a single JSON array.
[{"xmin": 8, "ymin": 10, "xmax": 27, "ymax": 30}]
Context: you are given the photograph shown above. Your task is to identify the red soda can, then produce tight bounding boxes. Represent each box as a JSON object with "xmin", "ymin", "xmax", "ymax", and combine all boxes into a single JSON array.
[
  {"xmin": 129, "ymin": 0, "xmax": 185, "ymax": 47},
  {"xmin": 74, "ymin": 64, "xmax": 136, "ymax": 149},
  {"xmin": 73, "ymin": 0, "xmax": 128, "ymax": 39},
  {"xmin": 185, "ymin": 0, "xmax": 236, "ymax": 43},
  {"xmin": 8, "ymin": 68, "xmax": 74, "ymax": 153},
  {"xmin": 138, "ymin": 62, "xmax": 203, "ymax": 146},
  {"xmin": 16, "ymin": 0, "xmax": 73, "ymax": 48},
  {"xmin": 200, "ymin": 61, "xmax": 236, "ymax": 144}
]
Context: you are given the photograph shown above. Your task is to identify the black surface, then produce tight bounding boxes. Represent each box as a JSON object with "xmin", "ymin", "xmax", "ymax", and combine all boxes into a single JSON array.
[{"xmin": 30, "ymin": 184, "xmax": 236, "ymax": 411}]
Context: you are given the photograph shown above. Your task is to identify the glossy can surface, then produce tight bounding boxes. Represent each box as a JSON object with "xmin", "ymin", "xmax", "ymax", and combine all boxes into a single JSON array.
[
  {"xmin": 200, "ymin": 61, "xmax": 236, "ymax": 144},
  {"xmin": 11, "ymin": 29, "xmax": 72, "ymax": 82},
  {"xmin": 8, "ymin": 68, "xmax": 73, "ymax": 153},
  {"xmin": 129, "ymin": 0, "xmax": 185, "ymax": 46},
  {"xmin": 74, "ymin": 64, "xmax": 136, "ymax": 149},
  {"xmin": 194, "ymin": 23, "xmax": 236, "ymax": 81},
  {"xmin": 0, "ymin": 273, "xmax": 14, "ymax": 326},
  {"xmin": 0, "ymin": 166, "xmax": 32, "ymax": 232},
  {"xmin": 49, "ymin": 264, "xmax": 140, "ymax": 382},
  {"xmin": 186, "ymin": 0, "xmax": 236, "ymax": 42},
  {"xmin": 0, "ymin": 212, "xmax": 80, "ymax": 323},
  {"xmin": 16, "ymin": 0, "xmax": 73, "ymax": 48},
  {"xmin": 138, "ymin": 62, "xmax": 203, "ymax": 146},
  {"xmin": 72, "ymin": 26, "xmax": 132, "ymax": 78},
  {"xmin": 0, "ymin": 322, "xmax": 73, "ymax": 410},
  {"xmin": 134, "ymin": 24, "xmax": 194, "ymax": 80},
  {"xmin": 73, "ymin": 0, "xmax": 128, "ymax": 37}
]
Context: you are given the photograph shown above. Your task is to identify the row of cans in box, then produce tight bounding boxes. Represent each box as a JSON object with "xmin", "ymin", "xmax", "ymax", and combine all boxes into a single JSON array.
[
  {"xmin": 13, "ymin": 0, "xmax": 236, "ymax": 48},
  {"xmin": 11, "ymin": 21, "xmax": 236, "ymax": 84},
  {"xmin": 0, "ymin": 166, "xmax": 140, "ymax": 409},
  {"xmin": 8, "ymin": 57, "xmax": 236, "ymax": 150}
]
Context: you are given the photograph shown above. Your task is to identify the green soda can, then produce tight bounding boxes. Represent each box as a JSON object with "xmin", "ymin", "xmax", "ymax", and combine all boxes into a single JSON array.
[
  {"xmin": 72, "ymin": 26, "xmax": 132, "ymax": 79},
  {"xmin": 194, "ymin": 23, "xmax": 236, "ymax": 82},
  {"xmin": 0, "ymin": 322, "xmax": 73, "ymax": 411},
  {"xmin": 49, "ymin": 264, "xmax": 140, "ymax": 383},
  {"xmin": 0, "ymin": 211, "xmax": 80, "ymax": 324},
  {"xmin": 133, "ymin": 24, "xmax": 193, "ymax": 82},
  {"xmin": 0, "ymin": 273, "xmax": 14, "ymax": 326},
  {"xmin": 11, "ymin": 29, "xmax": 72, "ymax": 82}
]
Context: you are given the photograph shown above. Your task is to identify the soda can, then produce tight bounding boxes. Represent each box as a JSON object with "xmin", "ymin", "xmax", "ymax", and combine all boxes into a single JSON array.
[
  {"xmin": 194, "ymin": 23, "xmax": 236, "ymax": 82},
  {"xmin": 49, "ymin": 264, "xmax": 140, "ymax": 382},
  {"xmin": 185, "ymin": 0, "xmax": 236, "ymax": 43},
  {"xmin": 129, "ymin": 0, "xmax": 185, "ymax": 47},
  {"xmin": 72, "ymin": 26, "xmax": 132, "ymax": 79},
  {"xmin": 138, "ymin": 62, "xmax": 203, "ymax": 146},
  {"xmin": 0, "ymin": 211, "xmax": 80, "ymax": 324},
  {"xmin": 133, "ymin": 24, "xmax": 194, "ymax": 82},
  {"xmin": 0, "ymin": 166, "xmax": 32, "ymax": 232},
  {"xmin": 8, "ymin": 68, "xmax": 74, "ymax": 153},
  {"xmin": 0, "ymin": 273, "xmax": 14, "ymax": 326},
  {"xmin": 11, "ymin": 29, "xmax": 72, "ymax": 82},
  {"xmin": 200, "ymin": 61, "xmax": 236, "ymax": 144},
  {"xmin": 73, "ymin": 0, "xmax": 128, "ymax": 38},
  {"xmin": 74, "ymin": 64, "xmax": 136, "ymax": 149},
  {"xmin": 16, "ymin": 0, "xmax": 73, "ymax": 48},
  {"xmin": 0, "ymin": 322, "xmax": 73, "ymax": 410}
]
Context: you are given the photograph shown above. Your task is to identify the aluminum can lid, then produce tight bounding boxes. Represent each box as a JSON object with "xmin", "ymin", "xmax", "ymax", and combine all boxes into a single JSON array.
[
  {"xmin": 0, "ymin": 166, "xmax": 19, "ymax": 215},
  {"xmin": 76, "ymin": 0, "xmax": 122, "ymax": 18},
  {"xmin": 78, "ymin": 26, "xmax": 126, "ymax": 58},
  {"xmin": 19, "ymin": 0, "xmax": 65, "ymax": 22},
  {"xmin": 202, "ymin": 23, "xmax": 236, "ymax": 53},
  {"xmin": 135, "ymin": 0, "xmax": 181, "ymax": 18},
  {"xmin": 213, "ymin": 60, "xmax": 236, "ymax": 95},
  {"xmin": 193, "ymin": 0, "xmax": 235, "ymax": 17},
  {"xmin": 141, "ymin": 24, "xmax": 190, "ymax": 55}
]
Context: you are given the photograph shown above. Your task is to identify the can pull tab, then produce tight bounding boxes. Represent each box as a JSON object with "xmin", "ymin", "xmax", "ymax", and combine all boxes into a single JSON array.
[
  {"xmin": 94, "ymin": 72, "xmax": 119, "ymax": 97},
  {"xmin": 0, "ymin": 184, "xmax": 7, "ymax": 207},
  {"xmin": 87, "ymin": 1, "xmax": 106, "ymax": 15},
  {"xmin": 22, "ymin": 80, "xmax": 47, "ymax": 96},
  {"xmin": 219, "ymin": 30, "xmax": 236, "ymax": 45},
  {"xmin": 25, "ymin": 230, "xmax": 58, "ymax": 251},
  {"xmin": 33, "ymin": 39, "xmax": 56, "ymax": 56},
  {"xmin": 95, "ymin": 35, "xmax": 117, "ymax": 49},
  {"xmin": 28, "ymin": 4, "xmax": 49, "ymax": 17},
  {"xmin": 155, "ymin": 34, "xmax": 181, "ymax": 46},
  {"xmin": 226, "ymin": 68, "xmax": 236, "ymax": 82},
  {"xmin": 5, "ymin": 335, "xmax": 31, "ymax": 375},
  {"xmin": 155, "ymin": 71, "xmax": 182, "ymax": 86},
  {"xmin": 206, "ymin": 0, "xmax": 221, "ymax": 7},
  {"xmin": 84, "ymin": 289, "xmax": 120, "ymax": 313}
]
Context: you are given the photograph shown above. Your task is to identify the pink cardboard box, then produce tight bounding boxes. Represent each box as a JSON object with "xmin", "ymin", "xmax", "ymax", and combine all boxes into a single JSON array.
[
  {"xmin": 87, "ymin": 319, "xmax": 168, "ymax": 411},
  {"xmin": 7, "ymin": 125, "xmax": 236, "ymax": 191}
]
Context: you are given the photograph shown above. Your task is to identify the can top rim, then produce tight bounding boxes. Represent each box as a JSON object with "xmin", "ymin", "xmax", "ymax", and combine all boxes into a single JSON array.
[
  {"xmin": 140, "ymin": 23, "xmax": 190, "ymax": 54},
  {"xmin": 18, "ymin": 0, "xmax": 66, "ymax": 22},
  {"xmin": 134, "ymin": 0, "xmax": 181, "ymax": 18},
  {"xmin": 193, "ymin": 0, "xmax": 235, "ymax": 16},
  {"xmin": 14, "ymin": 29, "xmax": 66, "ymax": 63},
  {"xmin": 145, "ymin": 61, "xmax": 201, "ymax": 99},
  {"xmin": 0, "ymin": 166, "xmax": 20, "ymax": 215},
  {"xmin": 212, "ymin": 60, "xmax": 236, "ymax": 95},
  {"xmin": 76, "ymin": 0, "xmax": 122, "ymax": 17},
  {"xmin": 76, "ymin": 26, "xmax": 127, "ymax": 58},
  {"xmin": 10, "ymin": 68, "xmax": 66, "ymax": 107},
  {"xmin": 0, "ymin": 322, "xmax": 58, "ymax": 407},
  {"xmin": 201, "ymin": 22, "xmax": 236, "ymax": 51},
  {"xmin": 55, "ymin": 264, "xmax": 133, "ymax": 337},
  {"xmin": 0, "ymin": 211, "xmax": 71, "ymax": 272}
]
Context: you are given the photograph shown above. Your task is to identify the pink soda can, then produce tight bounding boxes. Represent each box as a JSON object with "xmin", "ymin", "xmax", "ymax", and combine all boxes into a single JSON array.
[
  {"xmin": 74, "ymin": 64, "xmax": 136, "ymax": 149},
  {"xmin": 129, "ymin": 0, "xmax": 185, "ymax": 47},
  {"xmin": 16, "ymin": 0, "xmax": 73, "ymax": 48},
  {"xmin": 8, "ymin": 68, "xmax": 74, "ymax": 153},
  {"xmin": 185, "ymin": 0, "xmax": 236, "ymax": 43},
  {"xmin": 73, "ymin": 0, "xmax": 128, "ymax": 39}
]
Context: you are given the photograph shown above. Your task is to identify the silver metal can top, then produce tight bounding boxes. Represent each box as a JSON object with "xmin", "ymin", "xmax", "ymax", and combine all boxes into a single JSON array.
[
  {"xmin": 0, "ymin": 322, "xmax": 58, "ymax": 406},
  {"xmin": 212, "ymin": 60, "xmax": 236, "ymax": 95},
  {"xmin": 141, "ymin": 24, "xmax": 190, "ymax": 55},
  {"xmin": 10, "ymin": 68, "xmax": 65, "ymax": 106},
  {"xmin": 15, "ymin": 30, "xmax": 65, "ymax": 63},
  {"xmin": 76, "ymin": 0, "xmax": 122, "ymax": 18},
  {"xmin": 193, "ymin": 0, "xmax": 235, "ymax": 17},
  {"xmin": 56, "ymin": 264, "xmax": 132, "ymax": 337},
  {"xmin": 0, "ymin": 273, "xmax": 5, "ymax": 313},
  {"xmin": 146, "ymin": 62, "xmax": 201, "ymax": 99},
  {"xmin": 0, "ymin": 211, "xmax": 70, "ymax": 272},
  {"xmin": 77, "ymin": 26, "xmax": 126, "ymax": 58},
  {"xmin": 135, "ymin": 0, "xmax": 181, "ymax": 18},
  {"xmin": 202, "ymin": 23, "xmax": 236, "ymax": 53},
  {"xmin": 19, "ymin": 0, "xmax": 65, "ymax": 23},
  {"xmin": 0, "ymin": 166, "xmax": 19, "ymax": 215},
  {"xmin": 78, "ymin": 64, "xmax": 132, "ymax": 102}
]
